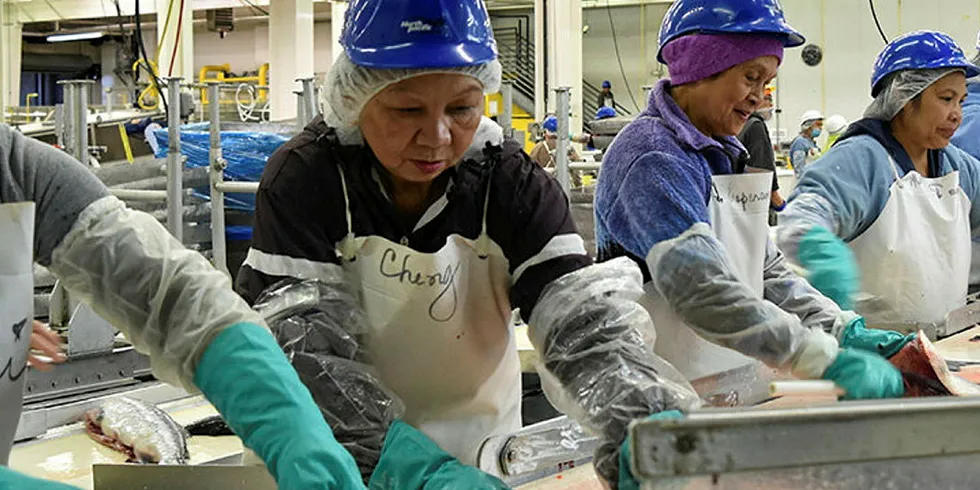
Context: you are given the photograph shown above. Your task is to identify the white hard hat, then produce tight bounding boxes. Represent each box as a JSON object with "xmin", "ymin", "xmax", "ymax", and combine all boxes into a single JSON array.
[
  {"xmin": 800, "ymin": 109, "xmax": 825, "ymax": 126},
  {"xmin": 825, "ymin": 114, "xmax": 848, "ymax": 134}
]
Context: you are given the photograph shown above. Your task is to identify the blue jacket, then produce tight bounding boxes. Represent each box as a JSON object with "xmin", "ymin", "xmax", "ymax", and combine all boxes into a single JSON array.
[
  {"xmin": 952, "ymin": 82, "xmax": 980, "ymax": 161},
  {"xmin": 789, "ymin": 134, "xmax": 817, "ymax": 178},
  {"xmin": 595, "ymin": 79, "xmax": 745, "ymax": 265},
  {"xmin": 779, "ymin": 118, "xmax": 980, "ymax": 261}
]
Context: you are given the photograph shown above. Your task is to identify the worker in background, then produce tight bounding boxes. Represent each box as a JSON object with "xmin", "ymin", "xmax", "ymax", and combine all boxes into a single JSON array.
[
  {"xmin": 529, "ymin": 115, "xmax": 583, "ymax": 186},
  {"xmin": 823, "ymin": 114, "xmax": 849, "ymax": 151},
  {"xmin": 595, "ymin": 3, "xmax": 903, "ymax": 484},
  {"xmin": 790, "ymin": 109, "xmax": 824, "ymax": 177},
  {"xmin": 0, "ymin": 134, "xmax": 365, "ymax": 486},
  {"xmin": 777, "ymin": 30, "xmax": 980, "ymax": 351},
  {"xmin": 236, "ymin": 0, "xmax": 706, "ymax": 486},
  {"xmin": 597, "ymin": 80, "xmax": 615, "ymax": 109},
  {"xmin": 950, "ymin": 31, "xmax": 980, "ymax": 290},
  {"xmin": 738, "ymin": 87, "xmax": 785, "ymax": 225}
]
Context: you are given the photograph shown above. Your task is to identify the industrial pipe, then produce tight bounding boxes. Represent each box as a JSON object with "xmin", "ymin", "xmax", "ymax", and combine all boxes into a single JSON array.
[
  {"xmin": 208, "ymin": 82, "xmax": 229, "ymax": 276},
  {"xmin": 554, "ymin": 86, "xmax": 572, "ymax": 197},
  {"xmin": 165, "ymin": 76, "xmax": 184, "ymax": 242}
]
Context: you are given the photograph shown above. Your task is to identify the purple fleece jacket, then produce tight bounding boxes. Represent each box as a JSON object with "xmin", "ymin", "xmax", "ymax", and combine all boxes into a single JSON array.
[{"xmin": 595, "ymin": 79, "xmax": 746, "ymax": 271}]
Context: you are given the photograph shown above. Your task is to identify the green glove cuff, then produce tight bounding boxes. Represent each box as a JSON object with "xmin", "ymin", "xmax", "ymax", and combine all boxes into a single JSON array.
[
  {"xmin": 798, "ymin": 226, "xmax": 859, "ymax": 310},
  {"xmin": 194, "ymin": 323, "xmax": 363, "ymax": 490},
  {"xmin": 369, "ymin": 421, "xmax": 508, "ymax": 490},
  {"xmin": 840, "ymin": 317, "xmax": 914, "ymax": 358}
]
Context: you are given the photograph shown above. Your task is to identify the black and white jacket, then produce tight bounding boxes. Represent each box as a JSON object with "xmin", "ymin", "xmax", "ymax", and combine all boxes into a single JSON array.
[{"xmin": 235, "ymin": 116, "xmax": 592, "ymax": 319}]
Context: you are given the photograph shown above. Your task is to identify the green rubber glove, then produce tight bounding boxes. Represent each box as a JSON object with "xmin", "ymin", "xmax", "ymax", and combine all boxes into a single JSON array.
[
  {"xmin": 840, "ymin": 316, "xmax": 914, "ymax": 358},
  {"xmin": 618, "ymin": 410, "xmax": 684, "ymax": 490},
  {"xmin": 369, "ymin": 420, "xmax": 508, "ymax": 489},
  {"xmin": 194, "ymin": 323, "xmax": 364, "ymax": 490},
  {"xmin": 0, "ymin": 466, "xmax": 82, "ymax": 489},
  {"xmin": 822, "ymin": 348, "xmax": 904, "ymax": 400},
  {"xmin": 798, "ymin": 226, "xmax": 859, "ymax": 310}
]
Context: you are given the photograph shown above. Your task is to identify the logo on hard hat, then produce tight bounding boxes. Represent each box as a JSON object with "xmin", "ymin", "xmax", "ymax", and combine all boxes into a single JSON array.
[{"xmin": 401, "ymin": 19, "xmax": 442, "ymax": 34}]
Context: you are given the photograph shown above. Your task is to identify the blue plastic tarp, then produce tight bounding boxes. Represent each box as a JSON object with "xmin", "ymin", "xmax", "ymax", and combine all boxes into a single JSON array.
[{"xmin": 153, "ymin": 122, "xmax": 290, "ymax": 211}]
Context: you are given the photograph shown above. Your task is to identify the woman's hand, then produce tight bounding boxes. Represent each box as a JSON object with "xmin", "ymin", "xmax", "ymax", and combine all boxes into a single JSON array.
[{"xmin": 28, "ymin": 321, "xmax": 66, "ymax": 371}]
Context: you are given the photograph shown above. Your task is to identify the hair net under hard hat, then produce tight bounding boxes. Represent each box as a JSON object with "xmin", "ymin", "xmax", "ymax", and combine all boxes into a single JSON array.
[
  {"xmin": 864, "ymin": 68, "xmax": 963, "ymax": 121},
  {"xmin": 324, "ymin": 52, "xmax": 502, "ymax": 127}
]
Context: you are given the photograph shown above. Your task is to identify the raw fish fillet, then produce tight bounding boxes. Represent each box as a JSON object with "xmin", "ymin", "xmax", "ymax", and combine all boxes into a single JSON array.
[
  {"xmin": 889, "ymin": 331, "xmax": 980, "ymax": 397},
  {"xmin": 84, "ymin": 397, "xmax": 189, "ymax": 464}
]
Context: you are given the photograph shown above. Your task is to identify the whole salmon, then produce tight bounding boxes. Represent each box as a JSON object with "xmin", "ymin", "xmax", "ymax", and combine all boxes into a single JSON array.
[{"xmin": 84, "ymin": 397, "xmax": 189, "ymax": 464}]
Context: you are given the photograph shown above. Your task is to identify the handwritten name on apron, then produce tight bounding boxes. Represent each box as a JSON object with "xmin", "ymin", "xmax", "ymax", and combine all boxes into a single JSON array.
[
  {"xmin": 379, "ymin": 248, "xmax": 461, "ymax": 322},
  {"xmin": 711, "ymin": 182, "xmax": 769, "ymax": 212},
  {"xmin": 1, "ymin": 318, "xmax": 28, "ymax": 382}
]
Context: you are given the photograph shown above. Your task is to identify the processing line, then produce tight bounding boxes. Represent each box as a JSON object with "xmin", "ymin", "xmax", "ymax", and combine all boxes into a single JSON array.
[{"xmin": 12, "ymin": 80, "xmax": 980, "ymax": 489}]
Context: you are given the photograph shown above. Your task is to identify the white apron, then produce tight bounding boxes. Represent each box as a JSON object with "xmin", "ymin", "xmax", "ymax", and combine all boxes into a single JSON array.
[
  {"xmin": 0, "ymin": 203, "xmax": 34, "ymax": 465},
  {"xmin": 849, "ymin": 158, "xmax": 971, "ymax": 327},
  {"xmin": 336, "ymin": 168, "xmax": 521, "ymax": 465},
  {"xmin": 644, "ymin": 172, "xmax": 772, "ymax": 381}
]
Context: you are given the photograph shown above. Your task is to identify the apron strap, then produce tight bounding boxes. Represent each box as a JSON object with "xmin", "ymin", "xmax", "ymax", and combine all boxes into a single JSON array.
[
  {"xmin": 336, "ymin": 165, "xmax": 358, "ymax": 261},
  {"xmin": 887, "ymin": 156, "xmax": 902, "ymax": 182},
  {"xmin": 475, "ymin": 174, "xmax": 493, "ymax": 258}
]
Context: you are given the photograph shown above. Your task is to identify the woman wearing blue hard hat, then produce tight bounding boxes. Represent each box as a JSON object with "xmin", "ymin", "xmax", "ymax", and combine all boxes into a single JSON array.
[
  {"xmin": 778, "ymin": 31, "xmax": 980, "ymax": 351},
  {"xmin": 237, "ymin": 0, "xmax": 704, "ymax": 487},
  {"xmin": 595, "ymin": 1, "xmax": 903, "ymax": 476}
]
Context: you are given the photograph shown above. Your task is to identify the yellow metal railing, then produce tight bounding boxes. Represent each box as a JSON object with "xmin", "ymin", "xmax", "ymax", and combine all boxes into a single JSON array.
[{"xmin": 199, "ymin": 63, "xmax": 269, "ymax": 104}]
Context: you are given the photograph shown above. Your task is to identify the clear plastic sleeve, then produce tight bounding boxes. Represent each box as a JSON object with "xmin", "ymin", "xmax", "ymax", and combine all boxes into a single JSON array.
[
  {"xmin": 253, "ymin": 278, "xmax": 403, "ymax": 481},
  {"xmin": 527, "ymin": 257, "xmax": 702, "ymax": 484}
]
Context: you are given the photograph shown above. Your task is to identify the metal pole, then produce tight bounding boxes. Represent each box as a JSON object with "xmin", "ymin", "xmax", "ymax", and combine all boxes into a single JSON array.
[
  {"xmin": 641, "ymin": 85, "xmax": 653, "ymax": 105},
  {"xmin": 297, "ymin": 77, "xmax": 318, "ymax": 124},
  {"xmin": 554, "ymin": 86, "xmax": 571, "ymax": 197},
  {"xmin": 58, "ymin": 80, "xmax": 94, "ymax": 165},
  {"xmin": 295, "ymin": 90, "xmax": 307, "ymax": 131},
  {"xmin": 165, "ymin": 77, "xmax": 184, "ymax": 242},
  {"xmin": 57, "ymin": 82, "xmax": 75, "ymax": 157},
  {"xmin": 208, "ymin": 82, "xmax": 229, "ymax": 277},
  {"xmin": 54, "ymin": 104, "xmax": 65, "ymax": 148},
  {"xmin": 500, "ymin": 82, "xmax": 514, "ymax": 138},
  {"xmin": 73, "ymin": 82, "xmax": 89, "ymax": 165}
]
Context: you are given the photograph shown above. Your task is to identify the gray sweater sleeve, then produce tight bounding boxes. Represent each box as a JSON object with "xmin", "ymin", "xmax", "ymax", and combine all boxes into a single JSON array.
[{"xmin": 0, "ymin": 124, "xmax": 109, "ymax": 265}]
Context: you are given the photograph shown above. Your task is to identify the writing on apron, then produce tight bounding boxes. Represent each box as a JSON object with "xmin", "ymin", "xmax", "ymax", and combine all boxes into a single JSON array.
[{"xmin": 378, "ymin": 247, "xmax": 462, "ymax": 322}]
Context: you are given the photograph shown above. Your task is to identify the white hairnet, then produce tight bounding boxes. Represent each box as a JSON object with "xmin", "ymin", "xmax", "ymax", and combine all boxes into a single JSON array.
[
  {"xmin": 324, "ymin": 52, "xmax": 502, "ymax": 127},
  {"xmin": 800, "ymin": 119, "xmax": 821, "ymax": 131},
  {"xmin": 864, "ymin": 68, "xmax": 963, "ymax": 121}
]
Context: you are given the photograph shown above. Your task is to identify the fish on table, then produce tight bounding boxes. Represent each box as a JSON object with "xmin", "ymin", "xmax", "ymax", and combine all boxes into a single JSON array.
[
  {"xmin": 890, "ymin": 331, "xmax": 980, "ymax": 397},
  {"xmin": 84, "ymin": 397, "xmax": 190, "ymax": 465}
]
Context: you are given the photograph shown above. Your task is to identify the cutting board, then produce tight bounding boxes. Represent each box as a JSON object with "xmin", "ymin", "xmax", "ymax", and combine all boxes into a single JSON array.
[
  {"xmin": 9, "ymin": 397, "xmax": 243, "ymax": 489},
  {"xmin": 933, "ymin": 325, "xmax": 980, "ymax": 362}
]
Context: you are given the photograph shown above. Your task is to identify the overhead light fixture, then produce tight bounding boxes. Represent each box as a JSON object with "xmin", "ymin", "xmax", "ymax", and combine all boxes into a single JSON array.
[{"xmin": 46, "ymin": 31, "xmax": 104, "ymax": 43}]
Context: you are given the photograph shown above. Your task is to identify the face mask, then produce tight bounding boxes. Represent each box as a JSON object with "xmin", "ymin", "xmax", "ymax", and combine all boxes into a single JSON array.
[{"xmin": 811, "ymin": 128, "xmax": 822, "ymax": 138}]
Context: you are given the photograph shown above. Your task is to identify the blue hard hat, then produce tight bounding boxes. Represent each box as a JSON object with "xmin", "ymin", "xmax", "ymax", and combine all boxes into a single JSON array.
[
  {"xmin": 543, "ymin": 116, "xmax": 558, "ymax": 133},
  {"xmin": 601, "ymin": 80, "xmax": 612, "ymax": 89},
  {"xmin": 657, "ymin": 0, "xmax": 805, "ymax": 63},
  {"xmin": 341, "ymin": 0, "xmax": 497, "ymax": 69},
  {"xmin": 596, "ymin": 106, "xmax": 616, "ymax": 119},
  {"xmin": 870, "ymin": 30, "xmax": 980, "ymax": 97}
]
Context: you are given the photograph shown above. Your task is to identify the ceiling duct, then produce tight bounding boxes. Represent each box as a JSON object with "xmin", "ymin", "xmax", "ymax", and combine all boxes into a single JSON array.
[{"xmin": 207, "ymin": 8, "xmax": 235, "ymax": 38}]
